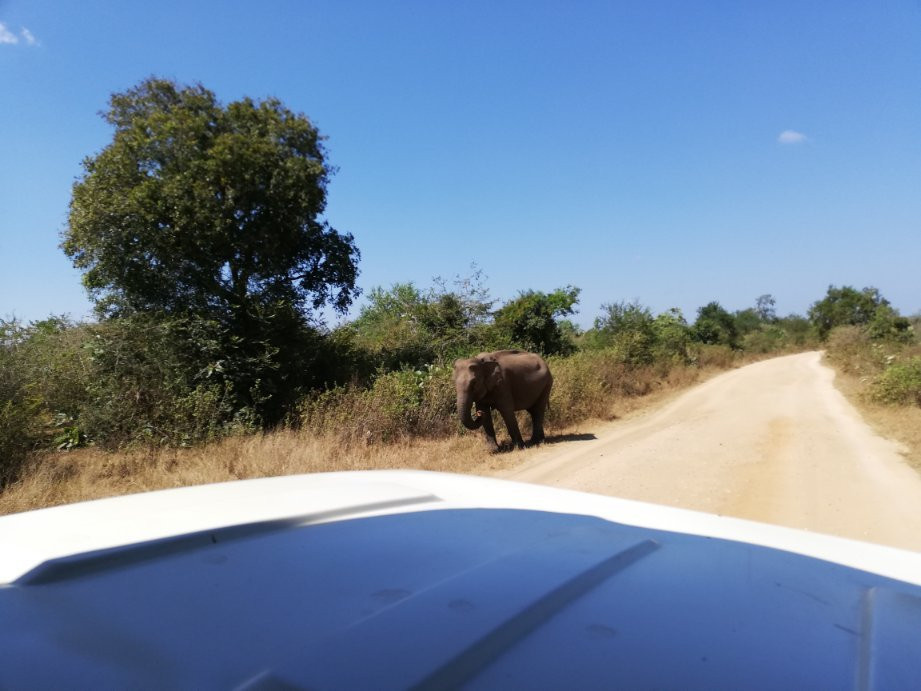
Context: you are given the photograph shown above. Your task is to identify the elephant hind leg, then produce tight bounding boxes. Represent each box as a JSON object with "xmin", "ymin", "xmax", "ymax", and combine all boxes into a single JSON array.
[{"xmin": 527, "ymin": 381, "xmax": 552, "ymax": 445}]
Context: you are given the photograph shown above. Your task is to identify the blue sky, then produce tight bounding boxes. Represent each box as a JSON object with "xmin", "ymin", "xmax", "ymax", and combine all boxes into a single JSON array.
[{"xmin": 2, "ymin": 1, "xmax": 919, "ymax": 328}]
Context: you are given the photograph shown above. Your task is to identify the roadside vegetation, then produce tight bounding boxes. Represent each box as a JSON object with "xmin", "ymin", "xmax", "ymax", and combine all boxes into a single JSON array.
[
  {"xmin": 815, "ymin": 287, "xmax": 921, "ymax": 469},
  {"xmin": 1, "ymin": 292, "xmax": 813, "ymax": 513},
  {"xmin": 2, "ymin": 77, "xmax": 917, "ymax": 512}
]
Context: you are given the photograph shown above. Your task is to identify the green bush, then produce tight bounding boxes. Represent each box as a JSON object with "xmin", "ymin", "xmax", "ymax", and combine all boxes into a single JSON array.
[
  {"xmin": 774, "ymin": 315, "xmax": 817, "ymax": 347},
  {"xmin": 78, "ymin": 315, "xmax": 262, "ymax": 447},
  {"xmin": 824, "ymin": 326, "xmax": 886, "ymax": 375},
  {"xmin": 547, "ymin": 349, "xmax": 654, "ymax": 427},
  {"xmin": 692, "ymin": 344, "xmax": 737, "ymax": 369},
  {"xmin": 652, "ymin": 308, "xmax": 692, "ymax": 363},
  {"xmin": 299, "ymin": 365, "xmax": 456, "ymax": 443},
  {"xmin": 809, "ymin": 285, "xmax": 888, "ymax": 339},
  {"xmin": 0, "ymin": 320, "xmax": 44, "ymax": 484},
  {"xmin": 345, "ymin": 278, "xmax": 495, "ymax": 371},
  {"xmin": 0, "ymin": 398, "xmax": 41, "ymax": 485},
  {"xmin": 692, "ymin": 302, "xmax": 740, "ymax": 349},
  {"xmin": 492, "ymin": 287, "xmax": 580, "ymax": 356},
  {"xmin": 866, "ymin": 304, "xmax": 915, "ymax": 343},
  {"xmin": 871, "ymin": 358, "xmax": 921, "ymax": 406},
  {"xmin": 743, "ymin": 326, "xmax": 787, "ymax": 354}
]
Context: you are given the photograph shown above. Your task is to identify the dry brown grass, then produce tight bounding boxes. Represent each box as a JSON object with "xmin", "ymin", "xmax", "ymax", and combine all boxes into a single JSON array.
[
  {"xmin": 0, "ymin": 431, "xmax": 509, "ymax": 515},
  {"xmin": 0, "ymin": 358, "xmax": 741, "ymax": 516}
]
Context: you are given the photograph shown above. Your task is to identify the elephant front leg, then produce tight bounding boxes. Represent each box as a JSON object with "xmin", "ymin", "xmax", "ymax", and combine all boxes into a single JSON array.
[
  {"xmin": 476, "ymin": 405, "xmax": 500, "ymax": 452},
  {"xmin": 498, "ymin": 407, "xmax": 526, "ymax": 450}
]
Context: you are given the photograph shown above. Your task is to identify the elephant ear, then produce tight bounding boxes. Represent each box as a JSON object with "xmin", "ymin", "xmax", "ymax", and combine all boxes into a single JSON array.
[{"xmin": 484, "ymin": 360, "xmax": 503, "ymax": 390}]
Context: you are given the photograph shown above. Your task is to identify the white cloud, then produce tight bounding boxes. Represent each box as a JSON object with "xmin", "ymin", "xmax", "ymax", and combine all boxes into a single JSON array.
[
  {"xmin": 0, "ymin": 22, "xmax": 19, "ymax": 44},
  {"xmin": 0, "ymin": 23, "xmax": 39, "ymax": 46},
  {"xmin": 778, "ymin": 130, "xmax": 808, "ymax": 145}
]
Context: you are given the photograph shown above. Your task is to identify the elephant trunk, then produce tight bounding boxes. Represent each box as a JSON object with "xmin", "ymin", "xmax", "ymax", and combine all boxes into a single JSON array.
[{"xmin": 457, "ymin": 391, "xmax": 483, "ymax": 430}]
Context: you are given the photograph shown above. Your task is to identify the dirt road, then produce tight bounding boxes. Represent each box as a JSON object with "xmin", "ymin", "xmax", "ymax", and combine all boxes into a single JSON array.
[{"xmin": 499, "ymin": 351, "xmax": 921, "ymax": 551}]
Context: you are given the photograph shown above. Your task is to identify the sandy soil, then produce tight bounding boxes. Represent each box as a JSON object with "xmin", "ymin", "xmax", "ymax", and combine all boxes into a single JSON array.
[{"xmin": 498, "ymin": 351, "xmax": 921, "ymax": 552}]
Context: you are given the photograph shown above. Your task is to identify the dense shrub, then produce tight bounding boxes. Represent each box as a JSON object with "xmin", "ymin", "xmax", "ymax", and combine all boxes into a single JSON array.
[
  {"xmin": 692, "ymin": 344, "xmax": 737, "ymax": 369},
  {"xmin": 0, "ymin": 397, "xmax": 39, "ymax": 484},
  {"xmin": 585, "ymin": 304, "xmax": 694, "ymax": 366},
  {"xmin": 589, "ymin": 301, "xmax": 658, "ymax": 365},
  {"xmin": 743, "ymin": 326, "xmax": 788, "ymax": 354},
  {"xmin": 491, "ymin": 287, "xmax": 580, "ymax": 356},
  {"xmin": 345, "ymin": 281, "xmax": 495, "ymax": 370},
  {"xmin": 546, "ymin": 350, "xmax": 657, "ymax": 427},
  {"xmin": 774, "ymin": 315, "xmax": 817, "ymax": 347},
  {"xmin": 1, "ymin": 318, "xmax": 88, "ymax": 484},
  {"xmin": 692, "ymin": 302, "xmax": 740, "ymax": 349},
  {"xmin": 866, "ymin": 304, "xmax": 914, "ymax": 343},
  {"xmin": 809, "ymin": 285, "xmax": 894, "ymax": 340},
  {"xmin": 871, "ymin": 358, "xmax": 921, "ymax": 406},
  {"xmin": 0, "ymin": 365, "xmax": 40, "ymax": 485},
  {"xmin": 299, "ymin": 365, "xmax": 456, "ymax": 443},
  {"xmin": 78, "ymin": 316, "xmax": 258, "ymax": 447},
  {"xmin": 824, "ymin": 326, "xmax": 885, "ymax": 375},
  {"xmin": 652, "ymin": 308, "xmax": 693, "ymax": 363}
]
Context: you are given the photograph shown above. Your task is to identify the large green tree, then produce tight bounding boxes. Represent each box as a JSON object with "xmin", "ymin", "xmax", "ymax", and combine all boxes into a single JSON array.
[
  {"xmin": 61, "ymin": 78, "xmax": 361, "ymax": 430},
  {"xmin": 63, "ymin": 78, "xmax": 359, "ymax": 322}
]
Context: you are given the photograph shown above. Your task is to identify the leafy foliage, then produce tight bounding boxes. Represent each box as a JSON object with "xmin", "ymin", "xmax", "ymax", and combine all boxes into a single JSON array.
[
  {"xmin": 652, "ymin": 308, "xmax": 693, "ymax": 362},
  {"xmin": 491, "ymin": 286, "xmax": 580, "ymax": 356},
  {"xmin": 60, "ymin": 77, "xmax": 362, "ymax": 428},
  {"xmin": 63, "ymin": 77, "xmax": 359, "ymax": 321},
  {"xmin": 871, "ymin": 357, "xmax": 921, "ymax": 406},
  {"xmin": 77, "ymin": 315, "xmax": 257, "ymax": 446},
  {"xmin": 589, "ymin": 301, "xmax": 658, "ymax": 364},
  {"xmin": 344, "ymin": 270, "xmax": 494, "ymax": 370},
  {"xmin": 808, "ymin": 285, "xmax": 887, "ymax": 339},
  {"xmin": 773, "ymin": 315, "xmax": 816, "ymax": 347},
  {"xmin": 0, "ymin": 320, "xmax": 42, "ymax": 484},
  {"xmin": 866, "ymin": 304, "xmax": 914, "ymax": 343},
  {"xmin": 692, "ymin": 301, "xmax": 739, "ymax": 349},
  {"xmin": 299, "ymin": 364, "xmax": 456, "ymax": 443},
  {"xmin": 733, "ymin": 308, "xmax": 763, "ymax": 338}
]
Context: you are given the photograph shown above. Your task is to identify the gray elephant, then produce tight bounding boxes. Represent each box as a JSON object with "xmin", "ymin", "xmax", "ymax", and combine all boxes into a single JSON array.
[{"xmin": 453, "ymin": 349, "xmax": 553, "ymax": 451}]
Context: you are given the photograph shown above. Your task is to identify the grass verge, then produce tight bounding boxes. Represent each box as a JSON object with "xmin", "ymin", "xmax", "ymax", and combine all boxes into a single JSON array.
[{"xmin": 826, "ymin": 357, "xmax": 921, "ymax": 471}]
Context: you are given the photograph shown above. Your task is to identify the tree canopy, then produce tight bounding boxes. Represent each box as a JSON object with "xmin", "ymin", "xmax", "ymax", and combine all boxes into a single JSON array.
[
  {"xmin": 492, "ymin": 287, "xmax": 580, "ymax": 356},
  {"xmin": 807, "ymin": 285, "xmax": 912, "ymax": 342},
  {"xmin": 63, "ymin": 77, "xmax": 359, "ymax": 322},
  {"xmin": 692, "ymin": 301, "xmax": 740, "ymax": 348},
  {"xmin": 808, "ymin": 285, "xmax": 889, "ymax": 339},
  {"xmin": 59, "ymin": 78, "xmax": 362, "ymax": 429}
]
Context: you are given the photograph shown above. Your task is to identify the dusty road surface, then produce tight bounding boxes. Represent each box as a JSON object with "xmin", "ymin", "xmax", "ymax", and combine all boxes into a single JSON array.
[{"xmin": 499, "ymin": 351, "xmax": 921, "ymax": 552}]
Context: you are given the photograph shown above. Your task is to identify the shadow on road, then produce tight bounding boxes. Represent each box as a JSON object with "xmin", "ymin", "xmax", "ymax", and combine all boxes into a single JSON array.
[
  {"xmin": 492, "ymin": 433, "xmax": 597, "ymax": 453},
  {"xmin": 544, "ymin": 433, "xmax": 597, "ymax": 444}
]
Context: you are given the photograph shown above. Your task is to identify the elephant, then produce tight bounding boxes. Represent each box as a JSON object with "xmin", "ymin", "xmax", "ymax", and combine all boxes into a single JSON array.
[{"xmin": 453, "ymin": 349, "xmax": 553, "ymax": 451}]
